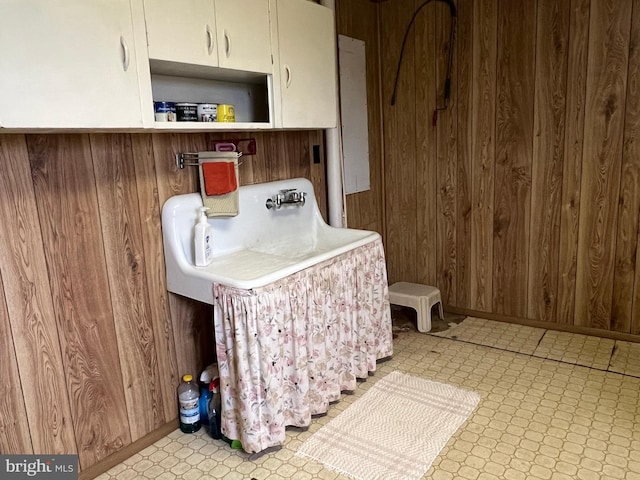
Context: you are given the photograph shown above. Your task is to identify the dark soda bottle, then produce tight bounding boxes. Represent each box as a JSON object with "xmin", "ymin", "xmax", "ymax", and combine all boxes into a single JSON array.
[{"xmin": 207, "ymin": 378, "xmax": 222, "ymax": 439}]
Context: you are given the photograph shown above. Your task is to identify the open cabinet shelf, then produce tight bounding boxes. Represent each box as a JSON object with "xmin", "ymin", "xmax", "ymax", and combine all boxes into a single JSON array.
[{"xmin": 148, "ymin": 60, "xmax": 273, "ymax": 129}]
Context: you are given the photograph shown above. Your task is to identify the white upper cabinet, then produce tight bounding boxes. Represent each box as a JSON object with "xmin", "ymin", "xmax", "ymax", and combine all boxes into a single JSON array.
[
  {"xmin": 214, "ymin": 0, "xmax": 272, "ymax": 74},
  {"xmin": 143, "ymin": 0, "xmax": 271, "ymax": 74},
  {"xmin": 0, "ymin": 0, "xmax": 146, "ymax": 128},
  {"xmin": 0, "ymin": 0, "xmax": 337, "ymax": 130},
  {"xmin": 275, "ymin": 0, "xmax": 337, "ymax": 128},
  {"xmin": 143, "ymin": 0, "xmax": 219, "ymax": 67}
]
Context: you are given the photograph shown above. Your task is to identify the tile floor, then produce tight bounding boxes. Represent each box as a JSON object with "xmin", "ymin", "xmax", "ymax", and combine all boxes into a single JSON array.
[
  {"xmin": 533, "ymin": 330, "xmax": 615, "ymax": 371},
  {"xmin": 95, "ymin": 316, "xmax": 640, "ymax": 480},
  {"xmin": 610, "ymin": 342, "xmax": 640, "ymax": 378},
  {"xmin": 431, "ymin": 316, "xmax": 640, "ymax": 377},
  {"xmin": 429, "ymin": 316, "xmax": 546, "ymax": 356}
]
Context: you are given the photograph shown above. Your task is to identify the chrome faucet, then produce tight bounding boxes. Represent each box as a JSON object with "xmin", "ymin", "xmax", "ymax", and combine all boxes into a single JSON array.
[{"xmin": 265, "ymin": 188, "xmax": 307, "ymax": 209}]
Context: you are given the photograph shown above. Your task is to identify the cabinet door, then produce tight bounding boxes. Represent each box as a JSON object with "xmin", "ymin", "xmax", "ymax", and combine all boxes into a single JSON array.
[
  {"xmin": 144, "ymin": 0, "xmax": 218, "ymax": 67},
  {"xmin": 276, "ymin": 0, "xmax": 337, "ymax": 128},
  {"xmin": 0, "ymin": 0, "xmax": 144, "ymax": 128},
  {"xmin": 214, "ymin": 0, "xmax": 272, "ymax": 74}
]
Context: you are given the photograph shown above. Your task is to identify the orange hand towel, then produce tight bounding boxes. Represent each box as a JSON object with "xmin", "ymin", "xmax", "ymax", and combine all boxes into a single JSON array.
[{"xmin": 202, "ymin": 161, "xmax": 237, "ymax": 196}]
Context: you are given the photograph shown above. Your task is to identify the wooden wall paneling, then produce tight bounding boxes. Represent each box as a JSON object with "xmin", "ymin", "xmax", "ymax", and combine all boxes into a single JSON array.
[
  {"xmin": 492, "ymin": 0, "xmax": 537, "ymax": 316},
  {"xmin": 379, "ymin": 1, "xmax": 419, "ymax": 284},
  {"xmin": 27, "ymin": 134, "xmax": 130, "ymax": 468},
  {"xmin": 0, "ymin": 273, "xmax": 32, "ymax": 453},
  {"xmin": 337, "ymin": 0, "xmax": 384, "ymax": 235},
  {"xmin": 344, "ymin": 182, "xmax": 362, "ymax": 228},
  {"xmin": 240, "ymin": 133, "xmax": 259, "ymax": 185},
  {"xmin": 347, "ymin": 197, "xmax": 373, "ymax": 232},
  {"xmin": 335, "ymin": 0, "xmax": 368, "ymax": 33},
  {"xmin": 0, "ymin": 135, "xmax": 76, "ymax": 455},
  {"xmin": 455, "ymin": 0, "xmax": 473, "ymax": 309},
  {"xmin": 346, "ymin": 188, "xmax": 380, "ymax": 232},
  {"xmin": 171, "ymin": 308, "xmax": 211, "ymax": 378},
  {"xmin": 557, "ymin": 0, "xmax": 591, "ymax": 325},
  {"xmin": 166, "ymin": 293, "xmax": 213, "ymax": 380},
  {"xmin": 351, "ymin": 24, "xmax": 384, "ymax": 233},
  {"xmin": 152, "ymin": 133, "xmax": 206, "ymax": 202},
  {"xmin": 527, "ymin": 0, "xmax": 570, "ymax": 322},
  {"xmin": 237, "ymin": 137, "xmax": 256, "ymax": 186},
  {"xmin": 244, "ymin": 132, "xmax": 270, "ymax": 185},
  {"xmin": 470, "ymin": 0, "xmax": 497, "ymax": 311},
  {"xmin": 266, "ymin": 130, "xmax": 313, "ymax": 201},
  {"xmin": 575, "ymin": 0, "xmax": 632, "ymax": 329},
  {"xmin": 131, "ymin": 134, "xmax": 180, "ymax": 421},
  {"xmin": 308, "ymin": 130, "xmax": 329, "ymax": 222},
  {"xmin": 634, "ymin": 246, "xmax": 640, "ymax": 334},
  {"xmin": 264, "ymin": 132, "xmax": 290, "ymax": 182},
  {"xmin": 365, "ymin": 4, "xmax": 384, "ymax": 236},
  {"xmin": 287, "ymin": 131, "xmax": 312, "ymax": 180},
  {"xmin": 615, "ymin": 0, "xmax": 640, "ymax": 334},
  {"xmin": 151, "ymin": 133, "xmax": 214, "ymax": 380},
  {"xmin": 250, "ymin": 131, "xmax": 316, "ymax": 183},
  {"xmin": 91, "ymin": 133, "xmax": 166, "ymax": 441},
  {"xmin": 413, "ymin": 0, "xmax": 437, "ymax": 286},
  {"xmin": 287, "ymin": 131, "xmax": 316, "ymax": 215},
  {"xmin": 435, "ymin": 2, "xmax": 458, "ymax": 304}
]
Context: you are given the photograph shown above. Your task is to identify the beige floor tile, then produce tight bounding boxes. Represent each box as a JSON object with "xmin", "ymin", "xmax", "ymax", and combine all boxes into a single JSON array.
[
  {"xmin": 429, "ymin": 317, "xmax": 546, "ymax": 355},
  {"xmin": 533, "ymin": 330, "xmax": 615, "ymax": 369},
  {"xmin": 97, "ymin": 329, "xmax": 640, "ymax": 480},
  {"xmin": 608, "ymin": 340, "xmax": 640, "ymax": 377}
]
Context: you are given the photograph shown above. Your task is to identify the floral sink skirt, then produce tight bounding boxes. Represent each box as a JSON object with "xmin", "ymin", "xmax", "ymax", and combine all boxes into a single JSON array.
[{"xmin": 213, "ymin": 238, "xmax": 393, "ymax": 453}]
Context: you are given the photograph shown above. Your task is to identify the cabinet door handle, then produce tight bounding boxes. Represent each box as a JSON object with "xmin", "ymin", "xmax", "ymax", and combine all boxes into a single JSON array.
[
  {"xmin": 120, "ymin": 36, "xmax": 130, "ymax": 71},
  {"xmin": 224, "ymin": 30, "xmax": 231, "ymax": 58},
  {"xmin": 206, "ymin": 24, "xmax": 214, "ymax": 55},
  {"xmin": 284, "ymin": 65, "xmax": 292, "ymax": 88}
]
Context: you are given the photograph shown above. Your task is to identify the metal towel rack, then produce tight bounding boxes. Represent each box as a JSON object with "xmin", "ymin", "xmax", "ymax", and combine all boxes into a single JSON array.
[{"xmin": 176, "ymin": 152, "xmax": 243, "ymax": 170}]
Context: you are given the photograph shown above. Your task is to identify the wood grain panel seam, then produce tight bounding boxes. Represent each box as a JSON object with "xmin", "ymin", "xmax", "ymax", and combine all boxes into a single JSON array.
[
  {"xmin": 376, "ymin": 4, "xmax": 387, "ymax": 245},
  {"xmin": 32, "ymin": 134, "xmax": 132, "ymax": 466},
  {"xmin": 87, "ymin": 135, "xmax": 134, "ymax": 441},
  {"xmin": 470, "ymin": 0, "xmax": 497, "ymax": 311},
  {"xmin": 528, "ymin": 0, "xmax": 540, "ymax": 319},
  {"xmin": 4, "ymin": 134, "xmax": 79, "ymax": 455},
  {"xmin": 611, "ymin": 0, "xmax": 638, "ymax": 332},
  {"xmin": 556, "ymin": 0, "xmax": 591, "ymax": 326},
  {"xmin": 0, "ymin": 275, "xmax": 34, "ymax": 453},
  {"xmin": 575, "ymin": 0, "xmax": 633, "ymax": 328},
  {"xmin": 528, "ymin": 0, "xmax": 571, "ymax": 322}
]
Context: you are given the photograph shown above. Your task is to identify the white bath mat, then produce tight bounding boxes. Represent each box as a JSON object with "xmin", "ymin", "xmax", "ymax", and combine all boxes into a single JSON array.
[{"xmin": 296, "ymin": 371, "xmax": 480, "ymax": 480}]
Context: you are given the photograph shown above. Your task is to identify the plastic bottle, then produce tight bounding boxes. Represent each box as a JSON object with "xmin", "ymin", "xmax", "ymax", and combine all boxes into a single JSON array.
[
  {"xmin": 198, "ymin": 364, "xmax": 220, "ymax": 426},
  {"xmin": 198, "ymin": 370, "xmax": 212, "ymax": 426},
  {"xmin": 207, "ymin": 378, "xmax": 222, "ymax": 439},
  {"xmin": 204, "ymin": 363, "xmax": 219, "ymax": 380},
  {"xmin": 178, "ymin": 374, "xmax": 201, "ymax": 433},
  {"xmin": 194, "ymin": 207, "xmax": 214, "ymax": 267}
]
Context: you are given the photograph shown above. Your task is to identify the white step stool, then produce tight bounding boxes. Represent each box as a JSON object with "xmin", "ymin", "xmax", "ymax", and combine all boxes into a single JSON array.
[{"xmin": 388, "ymin": 282, "xmax": 443, "ymax": 333}]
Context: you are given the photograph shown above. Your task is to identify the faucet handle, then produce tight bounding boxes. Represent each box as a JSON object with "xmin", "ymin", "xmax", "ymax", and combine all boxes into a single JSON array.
[{"xmin": 266, "ymin": 188, "xmax": 306, "ymax": 209}]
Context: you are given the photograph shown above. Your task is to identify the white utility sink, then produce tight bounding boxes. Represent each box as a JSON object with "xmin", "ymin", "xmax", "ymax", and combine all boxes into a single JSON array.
[{"xmin": 161, "ymin": 178, "xmax": 380, "ymax": 303}]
